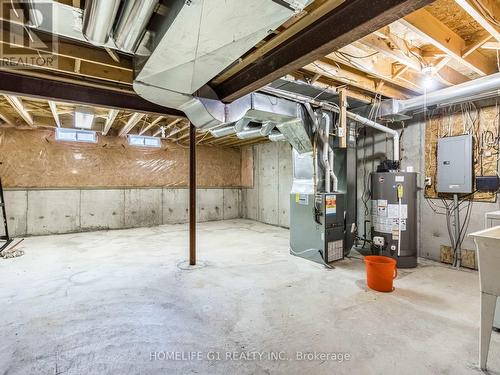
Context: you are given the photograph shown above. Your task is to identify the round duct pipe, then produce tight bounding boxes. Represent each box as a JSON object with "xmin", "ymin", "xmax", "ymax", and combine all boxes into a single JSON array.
[
  {"xmin": 210, "ymin": 125, "xmax": 236, "ymax": 138},
  {"xmin": 237, "ymin": 128, "xmax": 262, "ymax": 139},
  {"xmin": 82, "ymin": 0, "xmax": 121, "ymax": 45},
  {"xmin": 113, "ymin": 0, "xmax": 159, "ymax": 53},
  {"xmin": 268, "ymin": 132, "xmax": 286, "ymax": 142}
]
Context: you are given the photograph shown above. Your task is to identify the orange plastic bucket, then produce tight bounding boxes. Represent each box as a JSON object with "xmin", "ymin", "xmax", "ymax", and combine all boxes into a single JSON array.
[{"xmin": 364, "ymin": 255, "xmax": 398, "ymax": 292}]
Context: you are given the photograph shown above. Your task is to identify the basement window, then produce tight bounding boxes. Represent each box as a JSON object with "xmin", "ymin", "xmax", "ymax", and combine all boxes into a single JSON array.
[
  {"xmin": 128, "ymin": 135, "xmax": 161, "ymax": 148},
  {"xmin": 55, "ymin": 128, "xmax": 97, "ymax": 143}
]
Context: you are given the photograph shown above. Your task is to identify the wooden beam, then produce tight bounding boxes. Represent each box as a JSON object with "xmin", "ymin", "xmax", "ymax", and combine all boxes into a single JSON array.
[
  {"xmin": 102, "ymin": 109, "xmax": 119, "ymax": 136},
  {"xmin": 310, "ymin": 73, "xmax": 322, "ymax": 84},
  {"xmin": 392, "ymin": 64, "xmax": 409, "ymax": 79},
  {"xmin": 0, "ymin": 70, "xmax": 183, "ymax": 116},
  {"xmin": 401, "ymin": 9, "xmax": 497, "ymax": 76},
  {"xmin": 330, "ymin": 44, "xmax": 424, "ymax": 93},
  {"xmin": 304, "ymin": 59, "xmax": 413, "ymax": 99},
  {"xmin": 213, "ymin": 0, "xmax": 434, "ymax": 102},
  {"xmin": 118, "ymin": 113, "xmax": 145, "ymax": 136},
  {"xmin": 338, "ymin": 88, "xmax": 347, "ymax": 148},
  {"xmin": 104, "ymin": 48, "xmax": 121, "ymax": 63},
  {"xmin": 289, "ymin": 71, "xmax": 373, "ymax": 104},
  {"xmin": 48, "ymin": 101, "xmax": 61, "ymax": 127},
  {"xmin": 139, "ymin": 116, "xmax": 164, "ymax": 135},
  {"xmin": 211, "ymin": 0, "xmax": 346, "ymax": 85},
  {"xmin": 3, "ymin": 95, "xmax": 33, "ymax": 126},
  {"xmin": 360, "ymin": 34, "xmax": 422, "ymax": 72},
  {"xmin": 0, "ymin": 111, "xmax": 15, "ymax": 126},
  {"xmin": 482, "ymin": 41, "xmax": 500, "ymax": 49},
  {"xmin": 455, "ymin": 0, "xmax": 500, "ymax": 43},
  {"xmin": 0, "ymin": 21, "xmax": 132, "ymax": 71},
  {"xmin": 463, "ymin": 30, "xmax": 493, "ymax": 57},
  {"xmin": 169, "ymin": 125, "xmax": 190, "ymax": 141},
  {"xmin": 74, "ymin": 59, "xmax": 81, "ymax": 74}
]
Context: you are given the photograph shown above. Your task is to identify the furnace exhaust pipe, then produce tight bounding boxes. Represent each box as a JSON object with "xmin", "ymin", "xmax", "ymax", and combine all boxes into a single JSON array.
[{"xmin": 261, "ymin": 86, "xmax": 400, "ymax": 162}]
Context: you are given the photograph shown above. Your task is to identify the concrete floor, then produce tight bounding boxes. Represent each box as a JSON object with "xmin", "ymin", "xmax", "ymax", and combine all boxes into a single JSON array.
[{"xmin": 0, "ymin": 219, "xmax": 498, "ymax": 375}]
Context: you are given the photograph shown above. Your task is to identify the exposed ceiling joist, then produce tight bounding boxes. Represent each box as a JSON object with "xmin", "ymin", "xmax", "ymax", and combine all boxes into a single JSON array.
[
  {"xmin": 152, "ymin": 118, "xmax": 184, "ymax": 137},
  {"xmin": 102, "ymin": 109, "xmax": 119, "ymax": 136},
  {"xmin": 210, "ymin": 0, "xmax": 346, "ymax": 86},
  {"xmin": 48, "ymin": 101, "xmax": 61, "ymax": 127},
  {"xmin": 463, "ymin": 30, "xmax": 492, "ymax": 57},
  {"xmin": 119, "ymin": 113, "xmax": 145, "ymax": 137},
  {"xmin": 0, "ymin": 71, "xmax": 183, "ymax": 116},
  {"xmin": 0, "ymin": 22, "xmax": 132, "ymax": 71},
  {"xmin": 330, "ymin": 44, "xmax": 425, "ymax": 93},
  {"xmin": 167, "ymin": 125, "xmax": 190, "ymax": 140},
  {"xmin": 0, "ymin": 111, "xmax": 15, "ymax": 126},
  {"xmin": 401, "ymin": 9, "xmax": 497, "ymax": 76},
  {"xmin": 482, "ymin": 41, "xmax": 500, "ymax": 49},
  {"xmin": 303, "ymin": 59, "xmax": 414, "ymax": 99},
  {"xmin": 288, "ymin": 71, "xmax": 374, "ymax": 104},
  {"xmin": 359, "ymin": 34, "xmax": 423, "ymax": 72},
  {"xmin": 3, "ymin": 95, "xmax": 34, "ymax": 126},
  {"xmin": 139, "ymin": 116, "xmax": 164, "ymax": 135},
  {"xmin": 213, "ymin": 0, "xmax": 434, "ymax": 102},
  {"xmin": 454, "ymin": 0, "xmax": 500, "ymax": 43}
]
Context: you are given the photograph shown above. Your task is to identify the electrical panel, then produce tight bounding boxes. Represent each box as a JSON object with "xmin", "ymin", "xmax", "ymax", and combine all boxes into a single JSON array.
[{"xmin": 437, "ymin": 135, "xmax": 473, "ymax": 194}]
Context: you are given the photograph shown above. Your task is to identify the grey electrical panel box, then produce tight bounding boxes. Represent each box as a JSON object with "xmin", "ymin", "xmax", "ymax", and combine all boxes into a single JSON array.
[{"xmin": 437, "ymin": 134, "xmax": 473, "ymax": 193}]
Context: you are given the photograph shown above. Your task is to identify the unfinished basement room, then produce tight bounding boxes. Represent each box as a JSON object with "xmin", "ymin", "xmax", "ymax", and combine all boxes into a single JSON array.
[{"xmin": 1, "ymin": 0, "xmax": 500, "ymax": 374}]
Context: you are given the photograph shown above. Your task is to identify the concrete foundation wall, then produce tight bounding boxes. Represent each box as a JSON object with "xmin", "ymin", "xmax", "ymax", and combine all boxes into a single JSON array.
[
  {"xmin": 2, "ymin": 188, "xmax": 241, "ymax": 237},
  {"xmin": 357, "ymin": 119, "xmax": 500, "ymax": 265},
  {"xmin": 242, "ymin": 142, "xmax": 293, "ymax": 228}
]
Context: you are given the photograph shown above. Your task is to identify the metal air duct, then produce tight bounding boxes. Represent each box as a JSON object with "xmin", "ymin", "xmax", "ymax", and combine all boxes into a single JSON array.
[
  {"xmin": 113, "ymin": 0, "xmax": 159, "ymax": 53},
  {"xmin": 269, "ymin": 132, "xmax": 286, "ymax": 142},
  {"xmin": 210, "ymin": 125, "xmax": 236, "ymax": 138},
  {"xmin": 133, "ymin": 0, "xmax": 310, "ymax": 132},
  {"xmin": 380, "ymin": 72, "xmax": 500, "ymax": 119},
  {"xmin": 82, "ymin": 0, "xmax": 121, "ymax": 45}
]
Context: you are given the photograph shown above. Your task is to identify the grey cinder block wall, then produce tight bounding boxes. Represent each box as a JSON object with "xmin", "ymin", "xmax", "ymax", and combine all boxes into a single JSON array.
[{"xmin": 2, "ymin": 188, "xmax": 241, "ymax": 237}]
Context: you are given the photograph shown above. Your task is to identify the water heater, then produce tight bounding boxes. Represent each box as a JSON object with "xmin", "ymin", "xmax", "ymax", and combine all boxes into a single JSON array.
[{"xmin": 371, "ymin": 172, "xmax": 417, "ymax": 268}]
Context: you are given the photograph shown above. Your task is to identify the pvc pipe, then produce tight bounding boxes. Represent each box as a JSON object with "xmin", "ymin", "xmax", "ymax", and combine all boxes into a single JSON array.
[
  {"xmin": 346, "ymin": 112, "xmax": 400, "ymax": 161},
  {"xmin": 261, "ymin": 86, "xmax": 400, "ymax": 161}
]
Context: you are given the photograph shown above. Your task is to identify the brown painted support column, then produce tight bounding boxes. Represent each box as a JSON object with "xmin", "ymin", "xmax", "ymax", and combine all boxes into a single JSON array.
[{"xmin": 189, "ymin": 122, "xmax": 196, "ymax": 265}]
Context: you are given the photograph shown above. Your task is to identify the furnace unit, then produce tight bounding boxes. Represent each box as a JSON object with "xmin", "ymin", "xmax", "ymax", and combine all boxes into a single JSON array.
[{"xmin": 290, "ymin": 192, "xmax": 345, "ymax": 264}]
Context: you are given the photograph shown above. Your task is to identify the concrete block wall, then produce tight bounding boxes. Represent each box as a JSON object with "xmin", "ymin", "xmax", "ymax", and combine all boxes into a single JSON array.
[
  {"xmin": 242, "ymin": 142, "xmax": 293, "ymax": 228},
  {"xmin": 1, "ymin": 188, "xmax": 241, "ymax": 237}
]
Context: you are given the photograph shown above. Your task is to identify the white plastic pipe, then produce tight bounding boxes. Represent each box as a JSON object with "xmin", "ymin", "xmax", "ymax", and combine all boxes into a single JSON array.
[
  {"xmin": 261, "ymin": 86, "xmax": 400, "ymax": 162},
  {"xmin": 346, "ymin": 112, "xmax": 400, "ymax": 161}
]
